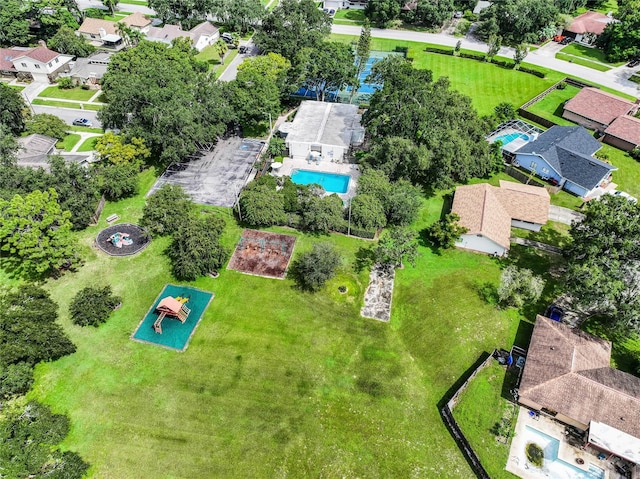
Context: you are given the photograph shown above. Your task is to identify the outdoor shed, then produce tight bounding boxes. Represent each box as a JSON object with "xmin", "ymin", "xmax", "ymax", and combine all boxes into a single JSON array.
[
  {"xmin": 280, "ymin": 101, "xmax": 363, "ymax": 163},
  {"xmin": 562, "ymin": 87, "xmax": 638, "ymax": 131},
  {"xmin": 603, "ymin": 115, "xmax": 640, "ymax": 152}
]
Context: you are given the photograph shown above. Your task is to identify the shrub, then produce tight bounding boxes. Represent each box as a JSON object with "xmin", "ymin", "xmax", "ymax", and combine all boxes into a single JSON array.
[
  {"xmin": 57, "ymin": 77, "xmax": 74, "ymax": 89},
  {"xmin": 70, "ymin": 286, "xmax": 121, "ymax": 327},
  {"xmin": 0, "ymin": 362, "xmax": 34, "ymax": 399},
  {"xmin": 350, "ymin": 194, "xmax": 386, "ymax": 230},
  {"xmin": 557, "ymin": 81, "xmax": 567, "ymax": 90},
  {"xmin": 630, "ymin": 147, "xmax": 640, "ymax": 161},
  {"xmin": 526, "ymin": 442, "xmax": 544, "ymax": 468},
  {"xmin": 291, "ymin": 243, "xmax": 341, "ymax": 291},
  {"xmin": 426, "ymin": 213, "xmax": 468, "ymax": 249},
  {"xmin": 497, "ymin": 266, "xmax": 545, "ymax": 309}
]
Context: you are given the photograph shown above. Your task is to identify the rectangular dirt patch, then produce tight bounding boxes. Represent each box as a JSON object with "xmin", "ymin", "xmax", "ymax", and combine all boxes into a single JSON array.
[{"xmin": 227, "ymin": 229, "xmax": 297, "ymax": 279}]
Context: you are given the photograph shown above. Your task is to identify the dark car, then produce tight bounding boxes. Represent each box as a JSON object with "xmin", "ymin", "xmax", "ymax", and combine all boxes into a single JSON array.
[
  {"xmin": 72, "ymin": 118, "xmax": 93, "ymax": 127},
  {"xmin": 627, "ymin": 58, "xmax": 640, "ymax": 67},
  {"xmin": 560, "ymin": 37, "xmax": 573, "ymax": 45},
  {"xmin": 546, "ymin": 304, "xmax": 564, "ymax": 322},
  {"xmin": 239, "ymin": 45, "xmax": 248, "ymax": 54}
]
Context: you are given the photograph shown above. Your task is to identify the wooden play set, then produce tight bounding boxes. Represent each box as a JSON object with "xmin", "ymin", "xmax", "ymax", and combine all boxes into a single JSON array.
[{"xmin": 153, "ymin": 296, "xmax": 191, "ymax": 334}]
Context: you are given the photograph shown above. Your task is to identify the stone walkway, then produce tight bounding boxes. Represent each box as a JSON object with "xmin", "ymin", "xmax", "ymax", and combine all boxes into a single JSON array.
[{"xmin": 360, "ymin": 264, "xmax": 395, "ymax": 322}]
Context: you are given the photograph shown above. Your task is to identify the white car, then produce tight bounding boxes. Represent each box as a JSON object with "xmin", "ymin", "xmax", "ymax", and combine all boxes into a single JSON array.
[{"xmin": 608, "ymin": 190, "xmax": 638, "ymax": 203}]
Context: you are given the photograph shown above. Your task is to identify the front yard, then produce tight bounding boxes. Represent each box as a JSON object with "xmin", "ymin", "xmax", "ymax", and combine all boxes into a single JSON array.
[{"xmin": 39, "ymin": 86, "xmax": 96, "ymax": 101}]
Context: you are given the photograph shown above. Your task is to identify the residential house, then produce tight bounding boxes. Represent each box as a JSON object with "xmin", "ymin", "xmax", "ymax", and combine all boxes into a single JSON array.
[
  {"xmin": 519, "ymin": 315, "xmax": 640, "ymax": 466},
  {"xmin": 0, "ymin": 45, "xmax": 73, "ymax": 82},
  {"xmin": 17, "ymin": 134, "xmax": 95, "ymax": 171},
  {"xmin": 60, "ymin": 51, "xmax": 112, "ymax": 85},
  {"xmin": 473, "ymin": 0, "xmax": 492, "ymax": 14},
  {"xmin": 562, "ymin": 11, "xmax": 614, "ymax": 45},
  {"xmin": 451, "ymin": 180, "xmax": 550, "ymax": 256},
  {"xmin": 513, "ymin": 126, "xmax": 616, "ymax": 198},
  {"xmin": 278, "ymin": 101, "xmax": 364, "ymax": 163},
  {"xmin": 562, "ymin": 87, "xmax": 638, "ymax": 132},
  {"xmin": 603, "ymin": 115, "xmax": 640, "ymax": 152},
  {"xmin": 145, "ymin": 21, "xmax": 219, "ymax": 52},
  {"xmin": 323, "ymin": 0, "xmax": 368, "ymax": 11},
  {"xmin": 77, "ymin": 17, "xmax": 119, "ymax": 41},
  {"xmin": 122, "ymin": 12, "xmax": 152, "ymax": 33},
  {"xmin": 77, "ymin": 13, "xmax": 151, "ymax": 47}
]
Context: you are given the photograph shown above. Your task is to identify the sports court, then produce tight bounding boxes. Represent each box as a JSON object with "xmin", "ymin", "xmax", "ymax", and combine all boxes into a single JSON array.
[
  {"xmin": 131, "ymin": 284, "xmax": 214, "ymax": 352},
  {"xmin": 338, "ymin": 51, "xmax": 401, "ymax": 104},
  {"xmin": 147, "ymin": 137, "xmax": 265, "ymax": 207}
]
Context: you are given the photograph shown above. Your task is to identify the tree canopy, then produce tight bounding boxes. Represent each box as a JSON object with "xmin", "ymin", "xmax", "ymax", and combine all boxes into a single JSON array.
[
  {"xmin": 49, "ymin": 26, "xmax": 96, "ymax": 57},
  {"xmin": 210, "ymin": 0, "xmax": 264, "ymax": 34},
  {"xmin": 148, "ymin": 0, "xmax": 208, "ymax": 30},
  {"xmin": 70, "ymin": 286, "xmax": 121, "ymax": 327},
  {"xmin": 301, "ymin": 42, "xmax": 356, "ymax": 102},
  {"xmin": 0, "ymin": 0, "xmax": 31, "ymax": 46},
  {"xmin": 140, "ymin": 184, "xmax": 194, "ymax": 235},
  {"xmin": 0, "ymin": 82, "xmax": 26, "ymax": 135},
  {"xmin": 291, "ymin": 243, "xmax": 342, "ymax": 291},
  {"xmin": 597, "ymin": 0, "xmax": 640, "ymax": 62},
  {"xmin": 25, "ymin": 113, "xmax": 68, "ymax": 140}
]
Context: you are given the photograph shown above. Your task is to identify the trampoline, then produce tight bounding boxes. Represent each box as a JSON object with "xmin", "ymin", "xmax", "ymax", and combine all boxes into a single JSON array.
[
  {"xmin": 131, "ymin": 284, "xmax": 214, "ymax": 351},
  {"xmin": 96, "ymin": 223, "xmax": 151, "ymax": 256}
]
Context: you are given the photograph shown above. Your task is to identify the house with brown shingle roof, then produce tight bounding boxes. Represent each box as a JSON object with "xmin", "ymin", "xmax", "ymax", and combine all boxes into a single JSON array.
[
  {"xmin": 77, "ymin": 17, "xmax": 119, "ymax": 40},
  {"xmin": 121, "ymin": 12, "xmax": 151, "ymax": 32},
  {"xmin": 603, "ymin": 115, "xmax": 640, "ymax": 152},
  {"xmin": 519, "ymin": 315, "xmax": 640, "ymax": 465},
  {"xmin": 562, "ymin": 87, "xmax": 639, "ymax": 132},
  {"xmin": 563, "ymin": 11, "xmax": 614, "ymax": 44},
  {"xmin": 451, "ymin": 180, "xmax": 550, "ymax": 256},
  {"xmin": 0, "ymin": 45, "xmax": 73, "ymax": 82}
]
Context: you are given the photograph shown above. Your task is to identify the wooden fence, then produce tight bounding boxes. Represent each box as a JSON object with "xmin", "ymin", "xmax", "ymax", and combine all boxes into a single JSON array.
[{"xmin": 504, "ymin": 166, "xmax": 545, "ymax": 188}]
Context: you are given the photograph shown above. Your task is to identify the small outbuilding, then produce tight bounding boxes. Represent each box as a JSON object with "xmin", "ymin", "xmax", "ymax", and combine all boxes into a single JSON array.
[{"xmin": 279, "ymin": 101, "xmax": 364, "ymax": 163}]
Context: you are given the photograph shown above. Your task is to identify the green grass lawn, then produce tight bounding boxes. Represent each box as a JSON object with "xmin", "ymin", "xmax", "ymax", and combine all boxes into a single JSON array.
[
  {"xmin": 525, "ymin": 84, "xmax": 581, "ymax": 126},
  {"xmin": 31, "ymin": 98, "xmax": 102, "ymax": 111},
  {"xmin": 39, "ymin": 86, "xmax": 96, "ymax": 101},
  {"xmin": 56, "ymin": 133, "xmax": 82, "ymax": 151},
  {"xmin": 9, "ymin": 85, "xmax": 25, "ymax": 91},
  {"xmin": 117, "ymin": 0, "xmax": 148, "ymax": 5},
  {"xmin": 102, "ymin": 13, "xmax": 128, "ymax": 21},
  {"xmin": 82, "ymin": 103, "xmax": 103, "ymax": 111},
  {"xmin": 68, "ymin": 125, "xmax": 104, "ymax": 134},
  {"xmin": 76, "ymin": 136, "xmax": 100, "ymax": 152},
  {"xmin": 195, "ymin": 44, "xmax": 222, "ymax": 67},
  {"xmin": 213, "ymin": 50, "xmax": 239, "ymax": 79},
  {"xmin": 600, "ymin": 144, "xmax": 640, "ymax": 198},
  {"xmin": 559, "ymin": 43, "xmax": 624, "ymax": 67},
  {"xmin": 555, "ymin": 52, "xmax": 611, "ymax": 72},
  {"xmin": 21, "ymin": 170, "xmax": 537, "ymax": 478},
  {"xmin": 511, "ymin": 221, "xmax": 572, "ymax": 249},
  {"xmin": 333, "ymin": 9, "xmax": 366, "ymax": 24},
  {"xmin": 452, "ymin": 362, "xmax": 520, "ymax": 479}
]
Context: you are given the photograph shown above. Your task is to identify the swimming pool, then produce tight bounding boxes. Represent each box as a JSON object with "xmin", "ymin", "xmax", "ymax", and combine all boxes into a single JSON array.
[
  {"xmin": 493, "ymin": 132, "xmax": 530, "ymax": 146},
  {"xmin": 291, "ymin": 170, "xmax": 350, "ymax": 194},
  {"xmin": 524, "ymin": 426, "xmax": 604, "ymax": 479}
]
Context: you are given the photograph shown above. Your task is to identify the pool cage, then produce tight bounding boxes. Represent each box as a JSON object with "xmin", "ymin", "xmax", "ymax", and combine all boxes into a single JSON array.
[{"xmin": 487, "ymin": 120, "xmax": 545, "ymax": 161}]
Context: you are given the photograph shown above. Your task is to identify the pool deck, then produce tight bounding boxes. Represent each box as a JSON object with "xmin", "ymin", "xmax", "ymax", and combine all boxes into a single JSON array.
[
  {"xmin": 275, "ymin": 157, "xmax": 360, "ymax": 200},
  {"xmin": 507, "ymin": 407, "xmax": 627, "ymax": 479}
]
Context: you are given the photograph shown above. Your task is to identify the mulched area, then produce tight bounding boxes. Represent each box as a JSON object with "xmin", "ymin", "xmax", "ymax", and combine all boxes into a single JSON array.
[
  {"xmin": 96, "ymin": 223, "xmax": 151, "ymax": 257},
  {"xmin": 227, "ymin": 229, "xmax": 297, "ymax": 279}
]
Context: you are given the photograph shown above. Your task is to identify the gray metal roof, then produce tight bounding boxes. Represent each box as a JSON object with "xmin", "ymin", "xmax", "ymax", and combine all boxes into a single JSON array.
[
  {"xmin": 517, "ymin": 126, "xmax": 615, "ymax": 190},
  {"xmin": 286, "ymin": 101, "xmax": 363, "ymax": 149}
]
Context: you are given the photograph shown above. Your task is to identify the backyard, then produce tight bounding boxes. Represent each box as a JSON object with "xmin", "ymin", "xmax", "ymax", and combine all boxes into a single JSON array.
[{"xmin": 525, "ymin": 84, "xmax": 581, "ymax": 125}]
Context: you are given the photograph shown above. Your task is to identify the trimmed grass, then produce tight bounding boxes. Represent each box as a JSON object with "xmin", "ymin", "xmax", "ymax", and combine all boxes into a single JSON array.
[
  {"xmin": 68, "ymin": 125, "xmax": 104, "ymax": 134},
  {"xmin": 102, "ymin": 14, "xmax": 127, "ymax": 21},
  {"xmin": 560, "ymin": 43, "xmax": 624, "ymax": 67},
  {"xmin": 511, "ymin": 221, "xmax": 572, "ymax": 249},
  {"xmin": 56, "ymin": 133, "xmax": 82, "ymax": 151},
  {"xmin": 9, "ymin": 85, "xmax": 25, "ymax": 91},
  {"xmin": 118, "ymin": 0, "xmax": 148, "ymax": 4},
  {"xmin": 39, "ymin": 86, "xmax": 96, "ymax": 101},
  {"xmin": 333, "ymin": 9, "xmax": 366, "ymax": 23},
  {"xmin": 453, "ymin": 362, "xmax": 520, "ymax": 479},
  {"xmin": 600, "ymin": 144, "xmax": 640, "ymax": 198},
  {"xmin": 82, "ymin": 103, "xmax": 103, "ymax": 111},
  {"xmin": 194, "ymin": 44, "xmax": 222, "ymax": 67},
  {"xmin": 76, "ymin": 136, "xmax": 99, "ymax": 152},
  {"xmin": 525, "ymin": 84, "xmax": 581, "ymax": 125},
  {"xmin": 549, "ymin": 190, "xmax": 584, "ymax": 209},
  {"xmin": 32, "ymin": 99, "xmax": 83, "ymax": 109},
  {"xmin": 23, "ymin": 171, "xmax": 533, "ymax": 478},
  {"xmin": 555, "ymin": 52, "xmax": 611, "ymax": 72},
  {"xmin": 212, "ymin": 49, "xmax": 239, "ymax": 79}
]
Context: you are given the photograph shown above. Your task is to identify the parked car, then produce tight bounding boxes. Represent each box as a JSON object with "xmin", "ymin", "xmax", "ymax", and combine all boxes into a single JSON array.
[
  {"xmin": 546, "ymin": 305, "xmax": 564, "ymax": 322},
  {"xmin": 239, "ymin": 45, "xmax": 248, "ymax": 54},
  {"xmin": 553, "ymin": 35, "xmax": 565, "ymax": 43},
  {"xmin": 453, "ymin": 11, "xmax": 463, "ymax": 18},
  {"xmin": 72, "ymin": 118, "xmax": 93, "ymax": 127},
  {"xmin": 328, "ymin": 8, "xmax": 335, "ymax": 16},
  {"xmin": 609, "ymin": 190, "xmax": 638, "ymax": 203},
  {"xmin": 627, "ymin": 58, "xmax": 640, "ymax": 67},
  {"xmin": 560, "ymin": 37, "xmax": 573, "ymax": 45}
]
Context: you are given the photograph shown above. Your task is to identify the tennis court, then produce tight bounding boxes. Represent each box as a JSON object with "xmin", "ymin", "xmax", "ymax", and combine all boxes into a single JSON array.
[{"xmin": 131, "ymin": 284, "xmax": 214, "ymax": 352}]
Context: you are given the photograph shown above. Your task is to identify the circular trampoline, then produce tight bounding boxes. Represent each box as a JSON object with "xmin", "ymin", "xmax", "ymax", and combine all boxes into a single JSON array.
[{"xmin": 96, "ymin": 223, "xmax": 151, "ymax": 257}]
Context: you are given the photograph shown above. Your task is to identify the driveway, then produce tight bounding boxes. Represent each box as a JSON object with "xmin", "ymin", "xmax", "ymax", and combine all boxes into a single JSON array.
[
  {"xmin": 330, "ymin": 24, "xmax": 640, "ymax": 96},
  {"xmin": 31, "ymin": 105, "xmax": 102, "ymax": 129},
  {"xmin": 548, "ymin": 205, "xmax": 584, "ymax": 225},
  {"xmin": 218, "ymin": 41, "xmax": 259, "ymax": 82}
]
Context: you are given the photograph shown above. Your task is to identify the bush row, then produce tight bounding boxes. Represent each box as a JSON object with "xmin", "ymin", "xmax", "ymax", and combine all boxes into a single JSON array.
[{"xmin": 285, "ymin": 213, "xmax": 377, "ymax": 239}]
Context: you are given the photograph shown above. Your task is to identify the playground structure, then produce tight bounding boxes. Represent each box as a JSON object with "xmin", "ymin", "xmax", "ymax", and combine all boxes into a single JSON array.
[
  {"xmin": 109, "ymin": 231, "xmax": 133, "ymax": 248},
  {"xmin": 153, "ymin": 296, "xmax": 191, "ymax": 334},
  {"xmin": 227, "ymin": 229, "xmax": 297, "ymax": 279}
]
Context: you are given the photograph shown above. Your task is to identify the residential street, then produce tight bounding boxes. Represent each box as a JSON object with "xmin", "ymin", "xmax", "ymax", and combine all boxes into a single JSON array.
[
  {"xmin": 76, "ymin": 0, "xmax": 155, "ymax": 15},
  {"xmin": 31, "ymin": 105, "xmax": 102, "ymax": 128},
  {"xmin": 331, "ymin": 24, "xmax": 640, "ymax": 97}
]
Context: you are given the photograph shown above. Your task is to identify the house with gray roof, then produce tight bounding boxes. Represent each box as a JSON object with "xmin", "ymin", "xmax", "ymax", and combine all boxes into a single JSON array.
[
  {"xmin": 145, "ymin": 21, "xmax": 219, "ymax": 52},
  {"xmin": 513, "ymin": 126, "xmax": 616, "ymax": 198},
  {"xmin": 61, "ymin": 51, "xmax": 112, "ymax": 85}
]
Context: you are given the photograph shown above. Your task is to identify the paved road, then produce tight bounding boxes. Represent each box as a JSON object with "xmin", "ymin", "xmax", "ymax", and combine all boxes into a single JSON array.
[
  {"xmin": 218, "ymin": 42, "xmax": 259, "ymax": 82},
  {"xmin": 331, "ymin": 24, "xmax": 640, "ymax": 96},
  {"xmin": 548, "ymin": 205, "xmax": 585, "ymax": 225},
  {"xmin": 32, "ymin": 105, "xmax": 102, "ymax": 129},
  {"xmin": 76, "ymin": 0, "xmax": 155, "ymax": 15}
]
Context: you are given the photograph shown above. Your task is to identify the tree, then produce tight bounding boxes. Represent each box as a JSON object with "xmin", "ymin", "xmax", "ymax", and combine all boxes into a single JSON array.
[
  {"xmin": 254, "ymin": 0, "xmax": 332, "ymax": 62},
  {"xmin": 300, "ymin": 194, "xmax": 345, "ymax": 233},
  {"xmin": 167, "ymin": 214, "xmax": 229, "ymax": 280},
  {"xmin": 103, "ymin": 0, "xmax": 118, "ymax": 15},
  {"xmin": 25, "ymin": 113, "xmax": 68, "ymax": 140},
  {"xmin": 214, "ymin": 38, "xmax": 228, "ymax": 61},
  {"xmin": 0, "ymin": 189, "xmax": 77, "ymax": 277},
  {"xmin": 300, "ymin": 42, "xmax": 356, "ymax": 102},
  {"xmin": 140, "ymin": 184, "xmax": 194, "ymax": 235},
  {"xmin": 95, "ymin": 132, "xmax": 150, "ymax": 168},
  {"xmin": 0, "ymin": 125, "xmax": 19, "ymax": 165},
  {"xmin": 116, "ymin": 21, "xmax": 143, "ymax": 48},
  {"xmin": 0, "ymin": 0, "xmax": 31, "ymax": 46},
  {"xmin": 99, "ymin": 41, "xmax": 229, "ymax": 167},
  {"xmin": 385, "ymin": 180, "xmax": 422, "ymax": 226},
  {"xmin": 362, "ymin": 136, "xmax": 431, "ymax": 183},
  {"xmin": 0, "ymin": 285, "xmax": 76, "ymax": 368},
  {"xmin": 513, "ymin": 43, "xmax": 528, "ymax": 69},
  {"xmin": 497, "ymin": 265, "xmax": 545, "ymax": 309},
  {"xmin": 426, "ymin": 213, "xmax": 468, "ymax": 249},
  {"xmin": 494, "ymin": 102, "xmax": 516, "ymax": 123},
  {"xmin": 96, "ymin": 163, "xmax": 139, "ymax": 200},
  {"xmin": 236, "ymin": 52, "xmax": 291, "ymax": 96},
  {"xmin": 267, "ymin": 136, "xmax": 286, "ymax": 157},
  {"xmin": 486, "ymin": 34, "xmax": 502, "ymax": 61},
  {"xmin": 357, "ymin": 168, "xmax": 391, "ymax": 201},
  {"xmin": 231, "ymin": 59, "xmax": 282, "ymax": 127},
  {"xmin": 350, "ymin": 194, "xmax": 387, "ymax": 230},
  {"xmin": 0, "ymin": 82, "xmax": 26, "ymax": 135},
  {"xmin": 405, "ymin": 0, "xmax": 455, "ymax": 27},
  {"xmin": 565, "ymin": 195, "xmax": 640, "ymax": 333},
  {"xmin": 597, "ymin": 1, "xmax": 640, "ymax": 62},
  {"xmin": 375, "ymin": 227, "xmax": 419, "ymax": 268},
  {"xmin": 27, "ymin": 0, "xmax": 80, "ymax": 41},
  {"xmin": 291, "ymin": 242, "xmax": 341, "ymax": 291},
  {"xmin": 209, "ymin": 0, "xmax": 264, "ymax": 34},
  {"xmin": 477, "ymin": 0, "xmax": 559, "ymax": 44},
  {"xmin": 0, "ymin": 402, "xmax": 89, "ymax": 479},
  {"xmin": 49, "ymin": 26, "xmax": 96, "ymax": 57},
  {"xmin": 365, "ymin": 0, "xmax": 402, "ymax": 27},
  {"xmin": 0, "ymin": 362, "xmax": 34, "ymax": 399},
  {"xmin": 148, "ymin": 0, "xmax": 208, "ymax": 30},
  {"xmin": 239, "ymin": 183, "xmax": 286, "ymax": 226},
  {"xmin": 351, "ymin": 19, "xmax": 371, "ymax": 101},
  {"xmin": 70, "ymin": 286, "xmax": 121, "ymax": 327}
]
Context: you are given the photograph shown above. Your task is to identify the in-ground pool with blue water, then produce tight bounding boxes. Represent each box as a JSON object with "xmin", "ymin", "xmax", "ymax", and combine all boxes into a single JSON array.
[
  {"xmin": 291, "ymin": 170, "xmax": 350, "ymax": 194},
  {"xmin": 493, "ymin": 132, "xmax": 530, "ymax": 146}
]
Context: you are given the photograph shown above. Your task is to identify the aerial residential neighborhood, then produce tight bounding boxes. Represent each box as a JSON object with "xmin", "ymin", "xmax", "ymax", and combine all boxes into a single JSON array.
[{"xmin": 2, "ymin": 0, "xmax": 640, "ymax": 477}]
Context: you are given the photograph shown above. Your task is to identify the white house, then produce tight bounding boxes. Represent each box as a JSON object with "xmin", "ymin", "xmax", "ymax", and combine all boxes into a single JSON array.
[
  {"xmin": 452, "ymin": 181, "xmax": 550, "ymax": 256},
  {"xmin": 0, "ymin": 45, "xmax": 73, "ymax": 82},
  {"xmin": 278, "ymin": 101, "xmax": 364, "ymax": 163},
  {"xmin": 145, "ymin": 21, "xmax": 219, "ymax": 52}
]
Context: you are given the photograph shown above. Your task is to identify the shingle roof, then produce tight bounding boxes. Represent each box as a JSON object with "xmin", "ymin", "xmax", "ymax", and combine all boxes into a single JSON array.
[
  {"xmin": 520, "ymin": 316, "xmax": 640, "ymax": 439},
  {"xmin": 121, "ymin": 12, "xmax": 151, "ymax": 28},
  {"xmin": 1, "ymin": 46, "xmax": 63, "ymax": 68},
  {"xmin": 564, "ymin": 87, "xmax": 636, "ymax": 126},
  {"xmin": 0, "ymin": 47, "xmax": 23, "ymax": 70},
  {"xmin": 451, "ymin": 181, "xmax": 550, "ymax": 249},
  {"xmin": 16, "ymin": 134, "xmax": 58, "ymax": 169},
  {"xmin": 604, "ymin": 115, "xmax": 640, "ymax": 147},
  {"xmin": 566, "ymin": 11, "xmax": 612, "ymax": 35},
  {"xmin": 146, "ymin": 21, "xmax": 218, "ymax": 44},
  {"xmin": 19, "ymin": 45, "xmax": 61, "ymax": 63},
  {"xmin": 78, "ymin": 18, "xmax": 118, "ymax": 36},
  {"xmin": 517, "ymin": 126, "xmax": 615, "ymax": 191}
]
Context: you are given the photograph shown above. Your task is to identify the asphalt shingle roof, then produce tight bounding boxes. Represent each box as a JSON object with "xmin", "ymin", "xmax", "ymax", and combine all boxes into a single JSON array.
[{"xmin": 517, "ymin": 126, "xmax": 615, "ymax": 191}]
